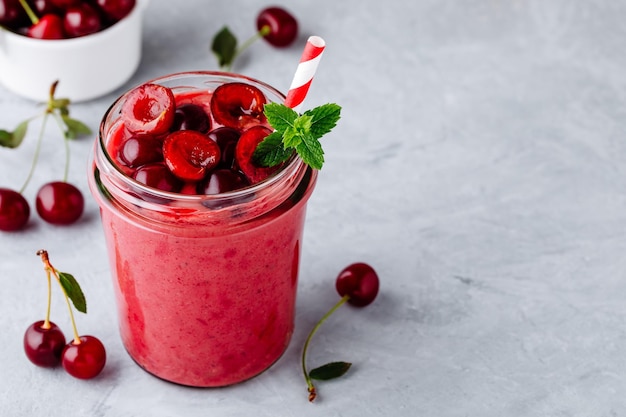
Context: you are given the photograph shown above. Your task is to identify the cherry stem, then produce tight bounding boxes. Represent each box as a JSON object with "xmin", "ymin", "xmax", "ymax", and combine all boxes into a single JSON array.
[
  {"xmin": 37, "ymin": 250, "xmax": 81, "ymax": 344},
  {"xmin": 18, "ymin": 113, "xmax": 47, "ymax": 194},
  {"xmin": 17, "ymin": 0, "xmax": 39, "ymax": 25},
  {"xmin": 51, "ymin": 113, "xmax": 71, "ymax": 182},
  {"xmin": 224, "ymin": 26, "xmax": 271, "ymax": 71},
  {"xmin": 42, "ymin": 268, "xmax": 52, "ymax": 329},
  {"xmin": 301, "ymin": 294, "xmax": 350, "ymax": 402}
]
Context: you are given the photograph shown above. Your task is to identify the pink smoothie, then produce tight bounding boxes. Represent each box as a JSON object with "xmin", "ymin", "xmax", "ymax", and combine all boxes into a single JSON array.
[{"xmin": 89, "ymin": 72, "xmax": 317, "ymax": 387}]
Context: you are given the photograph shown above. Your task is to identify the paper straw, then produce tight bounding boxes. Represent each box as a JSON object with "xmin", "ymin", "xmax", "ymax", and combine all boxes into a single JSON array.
[{"xmin": 284, "ymin": 36, "xmax": 326, "ymax": 113}]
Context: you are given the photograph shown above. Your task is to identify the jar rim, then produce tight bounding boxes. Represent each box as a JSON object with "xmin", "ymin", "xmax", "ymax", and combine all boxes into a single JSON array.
[{"xmin": 97, "ymin": 71, "xmax": 304, "ymax": 206}]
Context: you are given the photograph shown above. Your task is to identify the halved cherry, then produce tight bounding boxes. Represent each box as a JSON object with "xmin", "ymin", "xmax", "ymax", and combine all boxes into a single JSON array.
[
  {"xmin": 210, "ymin": 83, "xmax": 267, "ymax": 130},
  {"xmin": 163, "ymin": 130, "xmax": 221, "ymax": 181},
  {"xmin": 235, "ymin": 126, "xmax": 282, "ymax": 184},
  {"xmin": 121, "ymin": 83, "xmax": 176, "ymax": 135}
]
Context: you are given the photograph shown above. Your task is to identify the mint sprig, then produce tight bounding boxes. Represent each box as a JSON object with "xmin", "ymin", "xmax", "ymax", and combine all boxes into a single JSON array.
[{"xmin": 253, "ymin": 102, "xmax": 341, "ymax": 170}]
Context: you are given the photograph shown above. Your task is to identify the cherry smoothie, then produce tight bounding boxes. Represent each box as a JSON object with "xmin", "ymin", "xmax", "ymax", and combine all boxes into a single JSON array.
[{"xmin": 88, "ymin": 72, "xmax": 317, "ymax": 387}]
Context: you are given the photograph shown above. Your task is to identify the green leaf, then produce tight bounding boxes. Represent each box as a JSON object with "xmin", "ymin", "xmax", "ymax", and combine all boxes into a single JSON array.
[
  {"xmin": 211, "ymin": 26, "xmax": 237, "ymax": 69},
  {"xmin": 295, "ymin": 133, "xmax": 324, "ymax": 169},
  {"xmin": 0, "ymin": 130, "xmax": 13, "ymax": 148},
  {"xmin": 283, "ymin": 114, "xmax": 313, "ymax": 149},
  {"xmin": 253, "ymin": 131, "xmax": 293, "ymax": 167},
  {"xmin": 57, "ymin": 271, "xmax": 87, "ymax": 314},
  {"xmin": 0, "ymin": 120, "xmax": 29, "ymax": 148},
  {"xmin": 304, "ymin": 103, "xmax": 341, "ymax": 140},
  {"xmin": 62, "ymin": 115, "xmax": 92, "ymax": 139},
  {"xmin": 264, "ymin": 102, "xmax": 298, "ymax": 134},
  {"xmin": 309, "ymin": 361, "xmax": 352, "ymax": 381}
]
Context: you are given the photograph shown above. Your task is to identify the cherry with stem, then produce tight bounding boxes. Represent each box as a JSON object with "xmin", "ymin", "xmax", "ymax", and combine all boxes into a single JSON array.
[
  {"xmin": 0, "ymin": 81, "xmax": 90, "ymax": 230},
  {"xmin": 36, "ymin": 249, "xmax": 106, "ymax": 379},
  {"xmin": 23, "ymin": 253, "xmax": 66, "ymax": 367},
  {"xmin": 301, "ymin": 262, "xmax": 380, "ymax": 402},
  {"xmin": 211, "ymin": 6, "xmax": 298, "ymax": 71}
]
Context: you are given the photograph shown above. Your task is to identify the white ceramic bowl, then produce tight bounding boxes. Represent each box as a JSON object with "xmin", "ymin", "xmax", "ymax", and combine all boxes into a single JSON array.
[{"xmin": 0, "ymin": 0, "xmax": 148, "ymax": 102}]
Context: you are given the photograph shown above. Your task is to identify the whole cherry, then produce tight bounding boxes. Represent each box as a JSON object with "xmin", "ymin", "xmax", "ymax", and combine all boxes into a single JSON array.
[
  {"xmin": 26, "ymin": 13, "xmax": 65, "ymax": 39},
  {"xmin": 61, "ymin": 335, "xmax": 107, "ymax": 379},
  {"xmin": 335, "ymin": 262, "xmax": 380, "ymax": 307},
  {"xmin": 36, "ymin": 181, "xmax": 84, "ymax": 225},
  {"xmin": 0, "ymin": 188, "xmax": 30, "ymax": 231},
  {"xmin": 24, "ymin": 321, "xmax": 66, "ymax": 367},
  {"xmin": 171, "ymin": 103, "xmax": 211, "ymax": 133},
  {"xmin": 96, "ymin": 0, "xmax": 135, "ymax": 22},
  {"xmin": 256, "ymin": 6, "xmax": 298, "ymax": 48},
  {"xmin": 63, "ymin": 3, "xmax": 102, "ymax": 38},
  {"xmin": 0, "ymin": 0, "xmax": 29, "ymax": 28}
]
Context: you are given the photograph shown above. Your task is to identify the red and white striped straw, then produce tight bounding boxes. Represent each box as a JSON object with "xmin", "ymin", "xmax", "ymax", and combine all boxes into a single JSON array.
[{"xmin": 284, "ymin": 36, "xmax": 326, "ymax": 113}]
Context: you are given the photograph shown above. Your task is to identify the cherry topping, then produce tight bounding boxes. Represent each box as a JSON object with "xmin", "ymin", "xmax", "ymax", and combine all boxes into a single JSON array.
[
  {"xmin": 61, "ymin": 335, "xmax": 106, "ymax": 379},
  {"xmin": 335, "ymin": 263, "xmax": 380, "ymax": 307},
  {"xmin": 121, "ymin": 83, "xmax": 176, "ymax": 135},
  {"xmin": 0, "ymin": 188, "xmax": 30, "ymax": 231},
  {"xmin": 96, "ymin": 0, "xmax": 135, "ymax": 22},
  {"xmin": 210, "ymin": 83, "xmax": 267, "ymax": 130},
  {"xmin": 171, "ymin": 103, "xmax": 211, "ymax": 133},
  {"xmin": 199, "ymin": 168, "xmax": 249, "ymax": 195},
  {"xmin": 118, "ymin": 134, "xmax": 163, "ymax": 167},
  {"xmin": 23, "ymin": 320, "xmax": 66, "ymax": 367},
  {"xmin": 27, "ymin": 13, "xmax": 65, "ymax": 39},
  {"xmin": 63, "ymin": 3, "xmax": 102, "ymax": 38},
  {"xmin": 35, "ymin": 181, "xmax": 84, "ymax": 225},
  {"xmin": 257, "ymin": 7, "xmax": 298, "ymax": 48},
  {"xmin": 132, "ymin": 162, "xmax": 182, "ymax": 192},
  {"xmin": 235, "ymin": 125, "xmax": 282, "ymax": 184},
  {"xmin": 207, "ymin": 127, "xmax": 240, "ymax": 169},
  {"xmin": 162, "ymin": 130, "xmax": 221, "ymax": 181}
]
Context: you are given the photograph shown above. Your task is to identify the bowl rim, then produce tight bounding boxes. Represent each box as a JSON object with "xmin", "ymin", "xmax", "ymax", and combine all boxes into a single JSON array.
[{"xmin": 0, "ymin": 0, "xmax": 148, "ymax": 47}]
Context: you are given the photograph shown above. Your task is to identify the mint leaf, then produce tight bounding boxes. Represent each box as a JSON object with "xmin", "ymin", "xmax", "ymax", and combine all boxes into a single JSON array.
[
  {"xmin": 259, "ymin": 102, "xmax": 340, "ymax": 170},
  {"xmin": 264, "ymin": 102, "xmax": 298, "ymax": 133},
  {"xmin": 309, "ymin": 361, "xmax": 352, "ymax": 381},
  {"xmin": 62, "ymin": 115, "xmax": 92, "ymax": 139},
  {"xmin": 211, "ymin": 26, "xmax": 237, "ymax": 69},
  {"xmin": 304, "ymin": 103, "xmax": 341, "ymax": 140},
  {"xmin": 57, "ymin": 271, "xmax": 87, "ymax": 314},
  {"xmin": 295, "ymin": 133, "xmax": 324, "ymax": 169},
  {"xmin": 282, "ymin": 115, "xmax": 311, "ymax": 149},
  {"xmin": 253, "ymin": 131, "xmax": 293, "ymax": 166}
]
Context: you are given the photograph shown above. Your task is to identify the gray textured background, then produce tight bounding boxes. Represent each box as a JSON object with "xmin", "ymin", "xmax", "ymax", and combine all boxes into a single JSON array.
[{"xmin": 2, "ymin": 0, "xmax": 626, "ymax": 415}]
